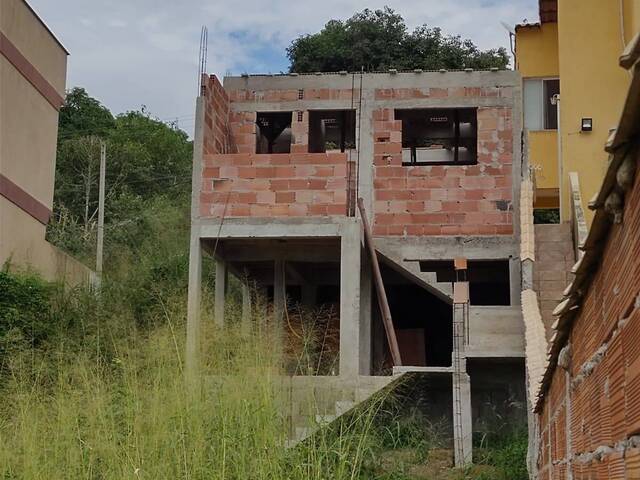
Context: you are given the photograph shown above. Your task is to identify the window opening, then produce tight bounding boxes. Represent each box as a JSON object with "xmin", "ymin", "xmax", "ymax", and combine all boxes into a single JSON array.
[
  {"xmin": 308, "ymin": 110, "xmax": 356, "ymax": 153},
  {"xmin": 395, "ymin": 108, "xmax": 477, "ymax": 165},
  {"xmin": 256, "ymin": 112, "xmax": 292, "ymax": 153}
]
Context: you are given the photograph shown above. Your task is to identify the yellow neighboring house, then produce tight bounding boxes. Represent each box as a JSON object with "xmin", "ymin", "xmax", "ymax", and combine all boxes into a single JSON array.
[
  {"xmin": 0, "ymin": 0, "xmax": 92, "ymax": 284},
  {"xmin": 515, "ymin": 0, "xmax": 640, "ymax": 224}
]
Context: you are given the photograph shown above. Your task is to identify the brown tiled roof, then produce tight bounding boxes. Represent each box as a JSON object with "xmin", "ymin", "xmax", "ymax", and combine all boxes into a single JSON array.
[{"xmin": 539, "ymin": 0, "xmax": 557, "ymax": 23}]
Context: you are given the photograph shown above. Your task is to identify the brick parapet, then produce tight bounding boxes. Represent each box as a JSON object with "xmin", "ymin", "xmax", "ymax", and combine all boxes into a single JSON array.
[{"xmin": 199, "ymin": 153, "xmax": 348, "ymax": 218}]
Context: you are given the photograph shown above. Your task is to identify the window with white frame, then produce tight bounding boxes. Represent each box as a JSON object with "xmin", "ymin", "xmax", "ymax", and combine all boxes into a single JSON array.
[{"xmin": 523, "ymin": 78, "xmax": 560, "ymax": 130}]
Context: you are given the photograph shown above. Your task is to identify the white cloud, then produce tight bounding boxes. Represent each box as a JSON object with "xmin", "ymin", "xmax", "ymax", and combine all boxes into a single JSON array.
[{"xmin": 29, "ymin": 0, "xmax": 538, "ymax": 135}]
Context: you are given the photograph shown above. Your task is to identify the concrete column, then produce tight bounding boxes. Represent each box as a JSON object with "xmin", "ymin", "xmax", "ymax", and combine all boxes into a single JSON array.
[
  {"xmin": 185, "ymin": 234, "xmax": 203, "ymax": 376},
  {"xmin": 214, "ymin": 258, "xmax": 227, "ymax": 327},
  {"xmin": 453, "ymin": 372, "xmax": 473, "ymax": 467},
  {"xmin": 339, "ymin": 220, "xmax": 361, "ymax": 377},
  {"xmin": 241, "ymin": 281, "xmax": 252, "ymax": 331},
  {"xmin": 359, "ymin": 256, "xmax": 372, "ymax": 375},
  {"xmin": 509, "ymin": 256, "xmax": 522, "ymax": 306},
  {"xmin": 273, "ymin": 259, "xmax": 285, "ymax": 328}
]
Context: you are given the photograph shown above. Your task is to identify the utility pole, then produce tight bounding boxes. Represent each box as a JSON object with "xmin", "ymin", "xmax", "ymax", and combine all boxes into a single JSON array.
[{"xmin": 96, "ymin": 140, "xmax": 106, "ymax": 289}]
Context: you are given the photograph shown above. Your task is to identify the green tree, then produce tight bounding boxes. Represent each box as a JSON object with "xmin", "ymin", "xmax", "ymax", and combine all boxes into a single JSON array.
[
  {"xmin": 287, "ymin": 7, "xmax": 509, "ymax": 73},
  {"xmin": 49, "ymin": 89, "xmax": 192, "ymax": 259},
  {"xmin": 58, "ymin": 87, "xmax": 115, "ymax": 139}
]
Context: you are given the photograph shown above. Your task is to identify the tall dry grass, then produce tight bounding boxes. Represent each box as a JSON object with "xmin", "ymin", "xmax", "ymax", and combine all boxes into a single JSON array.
[{"xmin": 0, "ymin": 283, "xmax": 384, "ymax": 479}]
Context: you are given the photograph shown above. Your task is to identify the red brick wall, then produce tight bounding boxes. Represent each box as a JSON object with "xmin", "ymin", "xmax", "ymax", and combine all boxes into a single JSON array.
[
  {"xmin": 201, "ymin": 75, "xmax": 231, "ymax": 155},
  {"xmin": 228, "ymin": 88, "xmax": 359, "ymax": 102},
  {"xmin": 200, "ymin": 153, "xmax": 348, "ymax": 217},
  {"xmin": 372, "ymin": 101, "xmax": 513, "ymax": 236},
  {"xmin": 536, "ymin": 156, "xmax": 640, "ymax": 479}
]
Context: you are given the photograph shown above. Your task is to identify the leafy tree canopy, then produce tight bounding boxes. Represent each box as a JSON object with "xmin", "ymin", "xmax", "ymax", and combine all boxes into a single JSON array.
[
  {"xmin": 50, "ymin": 88, "xmax": 192, "ymax": 259},
  {"xmin": 287, "ymin": 7, "xmax": 509, "ymax": 73},
  {"xmin": 58, "ymin": 87, "xmax": 115, "ymax": 139}
]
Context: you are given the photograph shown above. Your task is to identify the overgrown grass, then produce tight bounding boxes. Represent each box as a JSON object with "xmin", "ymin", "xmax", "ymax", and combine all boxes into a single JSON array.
[
  {"xmin": 2, "ymin": 202, "xmax": 527, "ymax": 479},
  {"xmin": 0, "ymin": 278, "xmax": 385, "ymax": 478}
]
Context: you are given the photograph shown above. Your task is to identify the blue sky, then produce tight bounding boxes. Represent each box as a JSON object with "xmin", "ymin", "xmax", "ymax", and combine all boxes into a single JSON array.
[{"xmin": 29, "ymin": 0, "xmax": 538, "ymax": 135}]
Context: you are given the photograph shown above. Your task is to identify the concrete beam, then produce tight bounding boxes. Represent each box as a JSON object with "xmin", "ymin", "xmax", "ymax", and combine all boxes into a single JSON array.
[
  {"xmin": 222, "ymin": 246, "xmax": 339, "ymax": 263},
  {"xmin": 339, "ymin": 220, "xmax": 361, "ymax": 377},
  {"xmin": 222, "ymin": 70, "xmax": 519, "ymax": 92},
  {"xmin": 197, "ymin": 217, "xmax": 348, "ymax": 239},
  {"xmin": 376, "ymin": 236, "xmax": 519, "ymax": 261}
]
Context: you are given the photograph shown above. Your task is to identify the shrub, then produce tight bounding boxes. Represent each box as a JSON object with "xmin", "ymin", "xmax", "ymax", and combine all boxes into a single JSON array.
[{"xmin": 0, "ymin": 270, "xmax": 54, "ymax": 354}]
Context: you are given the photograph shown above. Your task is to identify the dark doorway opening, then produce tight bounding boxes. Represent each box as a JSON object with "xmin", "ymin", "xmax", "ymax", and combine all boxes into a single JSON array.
[{"xmin": 373, "ymin": 264, "xmax": 453, "ymax": 369}]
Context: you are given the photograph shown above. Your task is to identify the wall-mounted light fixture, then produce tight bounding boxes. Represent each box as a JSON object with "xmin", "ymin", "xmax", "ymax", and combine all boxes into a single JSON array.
[{"xmin": 581, "ymin": 118, "xmax": 593, "ymax": 132}]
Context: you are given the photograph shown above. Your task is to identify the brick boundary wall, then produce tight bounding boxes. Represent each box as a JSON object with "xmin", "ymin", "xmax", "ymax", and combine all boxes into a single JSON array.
[
  {"xmin": 371, "ymin": 91, "xmax": 514, "ymax": 236},
  {"xmin": 536, "ymin": 156, "xmax": 640, "ymax": 479},
  {"xmin": 200, "ymin": 153, "xmax": 348, "ymax": 217}
]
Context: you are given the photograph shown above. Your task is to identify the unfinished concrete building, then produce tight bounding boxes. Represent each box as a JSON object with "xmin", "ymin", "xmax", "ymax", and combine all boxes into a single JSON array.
[{"xmin": 186, "ymin": 69, "xmax": 526, "ymax": 465}]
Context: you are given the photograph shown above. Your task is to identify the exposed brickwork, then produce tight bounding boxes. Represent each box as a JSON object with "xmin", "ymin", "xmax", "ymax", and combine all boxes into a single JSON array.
[
  {"xmin": 228, "ymin": 111, "xmax": 256, "ymax": 154},
  {"xmin": 374, "ymin": 86, "xmax": 513, "ymax": 101},
  {"xmin": 536, "ymin": 156, "xmax": 640, "ymax": 479},
  {"xmin": 372, "ymin": 103, "xmax": 514, "ymax": 236},
  {"xmin": 199, "ymin": 76, "xmax": 516, "ymax": 227},
  {"xmin": 533, "ymin": 223, "xmax": 575, "ymax": 339},
  {"xmin": 201, "ymin": 75, "xmax": 231, "ymax": 155},
  {"xmin": 228, "ymin": 88, "xmax": 359, "ymax": 102},
  {"xmin": 291, "ymin": 110, "xmax": 308, "ymax": 153},
  {"xmin": 200, "ymin": 153, "xmax": 348, "ymax": 217}
]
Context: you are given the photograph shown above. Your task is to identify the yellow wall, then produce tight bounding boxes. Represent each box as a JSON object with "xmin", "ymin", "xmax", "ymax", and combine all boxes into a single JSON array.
[
  {"xmin": 515, "ymin": 22, "xmax": 559, "ymax": 78},
  {"xmin": 529, "ymin": 130, "xmax": 558, "ymax": 190},
  {"xmin": 516, "ymin": 22, "xmax": 561, "ymax": 208},
  {"xmin": 557, "ymin": 0, "xmax": 632, "ymax": 224},
  {"xmin": 623, "ymin": 0, "xmax": 640, "ymax": 43}
]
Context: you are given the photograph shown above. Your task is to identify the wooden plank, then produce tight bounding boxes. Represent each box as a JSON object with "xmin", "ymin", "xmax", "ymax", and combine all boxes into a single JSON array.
[{"xmin": 357, "ymin": 198, "xmax": 402, "ymax": 366}]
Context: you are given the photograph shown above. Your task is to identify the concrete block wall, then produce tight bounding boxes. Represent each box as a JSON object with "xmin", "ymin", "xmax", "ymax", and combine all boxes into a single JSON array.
[
  {"xmin": 536, "ymin": 166, "xmax": 640, "ymax": 479},
  {"xmin": 533, "ymin": 223, "xmax": 575, "ymax": 338},
  {"xmin": 200, "ymin": 152, "xmax": 349, "ymax": 217},
  {"xmin": 372, "ymin": 98, "xmax": 514, "ymax": 236}
]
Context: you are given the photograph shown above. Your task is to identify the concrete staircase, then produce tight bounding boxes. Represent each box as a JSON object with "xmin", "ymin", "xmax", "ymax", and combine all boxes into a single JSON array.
[
  {"xmin": 374, "ymin": 242, "xmax": 453, "ymax": 302},
  {"xmin": 285, "ymin": 373, "xmax": 406, "ymax": 447}
]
